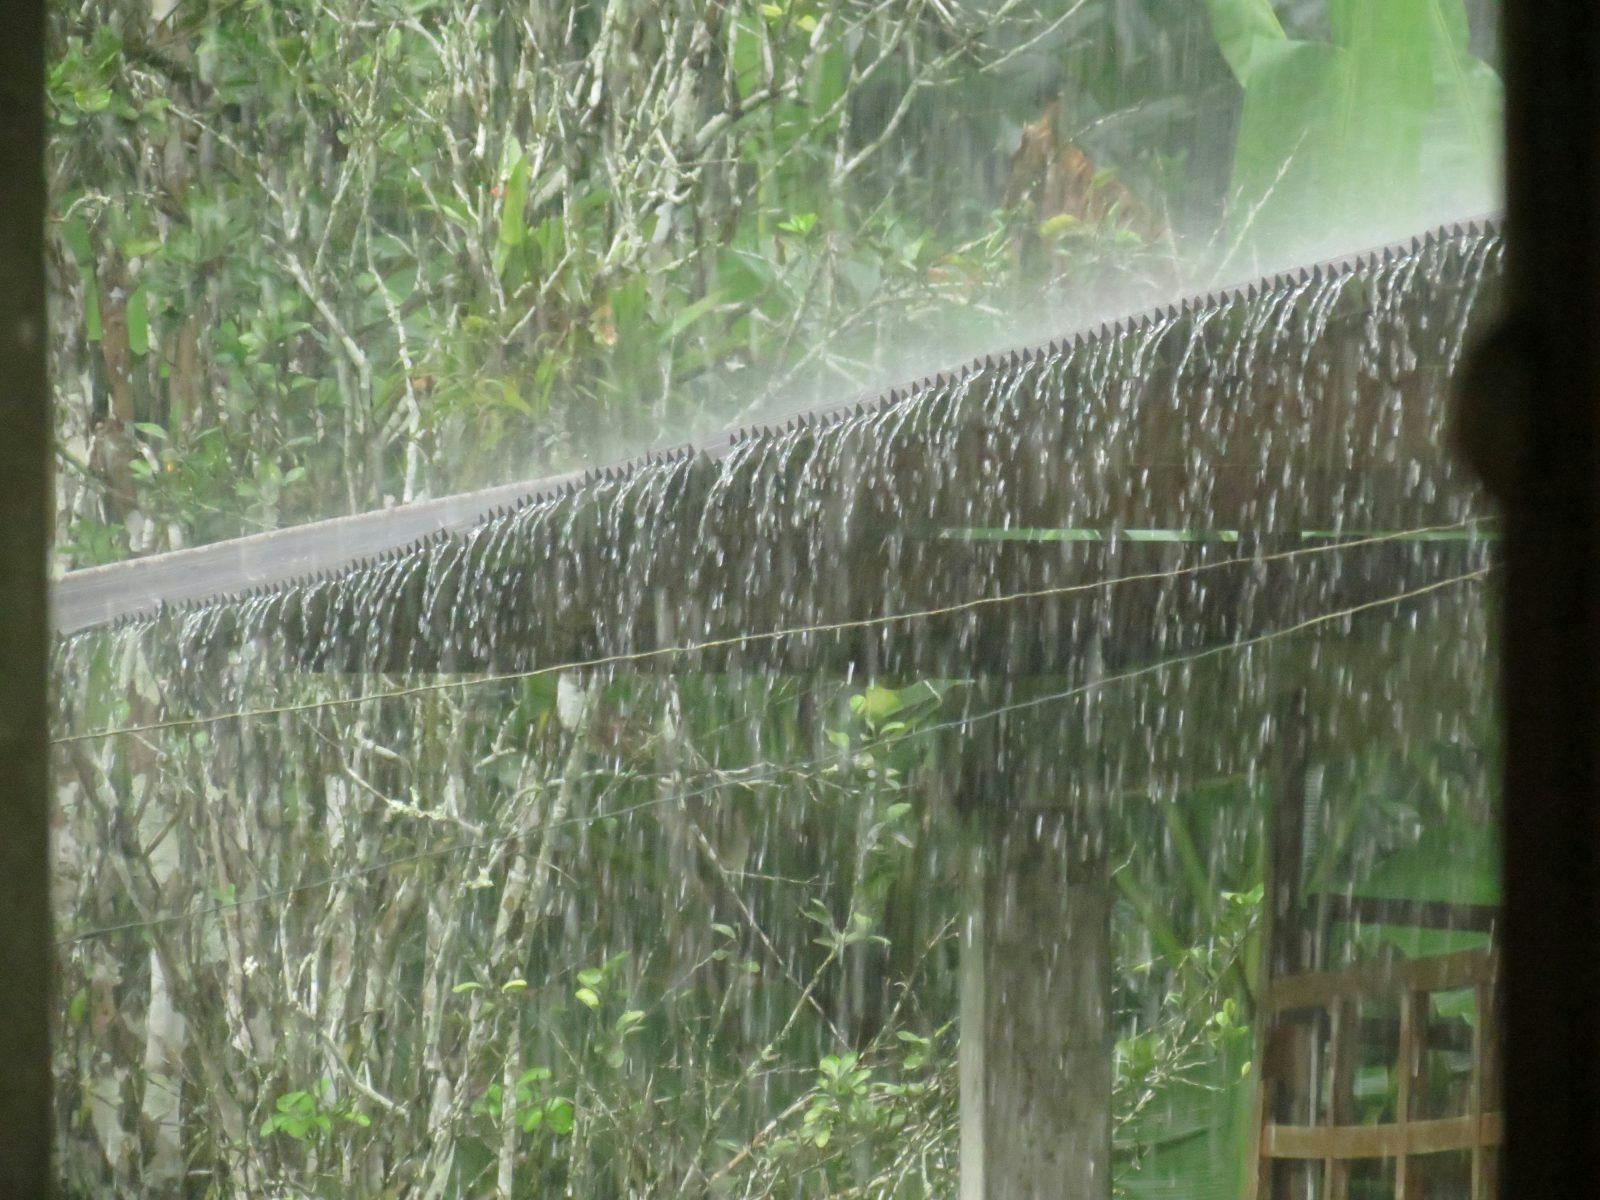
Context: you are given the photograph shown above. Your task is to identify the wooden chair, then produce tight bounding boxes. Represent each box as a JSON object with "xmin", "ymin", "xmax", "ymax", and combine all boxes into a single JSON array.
[
  {"xmin": 1248, "ymin": 701, "xmax": 1501, "ymax": 1199},
  {"xmin": 1249, "ymin": 942, "xmax": 1500, "ymax": 1199}
]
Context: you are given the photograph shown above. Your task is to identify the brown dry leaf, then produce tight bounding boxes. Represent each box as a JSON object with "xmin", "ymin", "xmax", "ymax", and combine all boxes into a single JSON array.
[{"xmin": 1003, "ymin": 106, "xmax": 1165, "ymax": 247}]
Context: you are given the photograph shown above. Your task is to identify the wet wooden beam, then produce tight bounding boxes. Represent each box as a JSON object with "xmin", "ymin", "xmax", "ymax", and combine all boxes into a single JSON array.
[
  {"xmin": 1311, "ymin": 892, "xmax": 1499, "ymax": 933},
  {"xmin": 1261, "ymin": 1113, "xmax": 1502, "ymax": 1159},
  {"xmin": 1265, "ymin": 949, "xmax": 1499, "ymax": 1013}
]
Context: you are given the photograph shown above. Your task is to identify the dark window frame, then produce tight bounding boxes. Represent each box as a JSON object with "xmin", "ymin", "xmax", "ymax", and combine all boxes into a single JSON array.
[{"xmin": 3, "ymin": 2, "xmax": 1597, "ymax": 1194}]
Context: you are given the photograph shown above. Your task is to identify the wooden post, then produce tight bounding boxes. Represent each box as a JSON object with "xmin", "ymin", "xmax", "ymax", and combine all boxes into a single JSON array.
[
  {"xmin": 1248, "ymin": 690, "xmax": 1313, "ymax": 1200},
  {"xmin": 960, "ymin": 804, "xmax": 1112, "ymax": 1200},
  {"xmin": 1263, "ymin": 691, "xmax": 1313, "ymax": 993},
  {"xmin": 0, "ymin": 0, "xmax": 53, "ymax": 1193},
  {"xmin": 959, "ymin": 862, "xmax": 988, "ymax": 1200},
  {"xmin": 1394, "ymin": 988, "xmax": 1421, "ymax": 1200},
  {"xmin": 1470, "ymin": 979, "xmax": 1499, "ymax": 1200},
  {"xmin": 1324, "ymin": 997, "xmax": 1355, "ymax": 1200}
]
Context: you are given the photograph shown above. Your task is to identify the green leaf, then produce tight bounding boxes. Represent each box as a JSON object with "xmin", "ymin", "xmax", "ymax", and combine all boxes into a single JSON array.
[
  {"xmin": 126, "ymin": 285, "xmax": 150, "ymax": 356},
  {"xmin": 1115, "ymin": 1038, "xmax": 1252, "ymax": 1200},
  {"xmin": 853, "ymin": 685, "xmax": 904, "ymax": 725},
  {"xmin": 1328, "ymin": 0, "xmax": 1436, "ymax": 218},
  {"xmin": 431, "ymin": 195, "xmax": 475, "ymax": 231},
  {"xmin": 713, "ymin": 246, "xmax": 775, "ymax": 306},
  {"xmin": 575, "ymin": 986, "xmax": 600, "ymax": 1009},
  {"xmin": 1418, "ymin": 0, "xmax": 1501, "ymax": 204},
  {"xmin": 500, "ymin": 978, "xmax": 528, "ymax": 993},
  {"xmin": 576, "ymin": 967, "xmax": 604, "ymax": 988},
  {"xmin": 501, "ymin": 158, "xmax": 530, "ymax": 247},
  {"xmin": 84, "ymin": 285, "xmax": 101, "ymax": 343},
  {"xmin": 61, "ymin": 217, "xmax": 93, "ymax": 264},
  {"xmin": 657, "ymin": 288, "xmax": 725, "ymax": 344},
  {"xmin": 1038, "ymin": 212, "xmax": 1084, "ymax": 239},
  {"xmin": 60, "ymin": 218, "xmax": 103, "ymax": 342},
  {"xmin": 544, "ymin": 1097, "xmax": 575, "ymax": 1135},
  {"xmin": 1222, "ymin": 39, "xmax": 1343, "ymax": 249},
  {"xmin": 728, "ymin": 13, "xmax": 767, "ymax": 100},
  {"xmin": 1203, "ymin": 0, "xmax": 1287, "ymax": 84},
  {"xmin": 451, "ymin": 981, "xmax": 484, "ymax": 995},
  {"xmin": 1217, "ymin": 0, "xmax": 1493, "ymax": 265},
  {"xmin": 493, "ymin": 148, "xmax": 531, "ymax": 280}
]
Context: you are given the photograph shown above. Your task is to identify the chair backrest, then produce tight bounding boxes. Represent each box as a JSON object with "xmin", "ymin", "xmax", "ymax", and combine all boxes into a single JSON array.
[
  {"xmin": 1247, "ymin": 945, "xmax": 1500, "ymax": 1200},
  {"xmin": 1249, "ymin": 701, "xmax": 1501, "ymax": 1200}
]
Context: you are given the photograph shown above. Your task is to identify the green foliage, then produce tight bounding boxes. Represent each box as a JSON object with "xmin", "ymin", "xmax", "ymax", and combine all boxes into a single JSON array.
[
  {"xmin": 51, "ymin": 0, "xmax": 1119, "ymax": 562},
  {"xmin": 473, "ymin": 1068, "xmax": 576, "ymax": 1137},
  {"xmin": 260, "ymin": 1080, "xmax": 372, "ymax": 1141},
  {"xmin": 756, "ymin": 1030, "xmax": 952, "ymax": 1180},
  {"xmin": 1207, "ymin": 0, "xmax": 1501, "ymax": 266}
]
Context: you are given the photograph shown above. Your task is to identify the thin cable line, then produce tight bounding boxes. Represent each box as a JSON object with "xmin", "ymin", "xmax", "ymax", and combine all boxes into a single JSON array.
[
  {"xmin": 57, "ymin": 565, "xmax": 1488, "ymax": 946},
  {"xmin": 53, "ymin": 518, "xmax": 1491, "ymax": 747}
]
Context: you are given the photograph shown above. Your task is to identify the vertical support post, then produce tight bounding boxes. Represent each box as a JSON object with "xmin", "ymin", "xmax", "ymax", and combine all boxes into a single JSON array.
[
  {"xmin": 961, "ymin": 808, "xmax": 1111, "ymax": 1200},
  {"xmin": 1264, "ymin": 691, "xmax": 1313, "ymax": 996},
  {"xmin": 1247, "ymin": 691, "xmax": 1313, "ymax": 1200},
  {"xmin": 1470, "ymin": 978, "xmax": 1499, "ymax": 1200},
  {"xmin": 988, "ymin": 811, "xmax": 1111, "ymax": 1200},
  {"xmin": 959, "ymin": 859, "xmax": 987, "ymax": 1200},
  {"xmin": 1461, "ymin": 4, "xmax": 1600, "ymax": 1197},
  {"xmin": 1394, "ymin": 989, "xmax": 1421, "ymax": 1200},
  {"xmin": 1323, "ymin": 997, "xmax": 1354, "ymax": 1200},
  {"xmin": 1241, "ymin": 691, "xmax": 1305, "ymax": 1200},
  {"xmin": 0, "ymin": 0, "xmax": 53, "ymax": 1193}
]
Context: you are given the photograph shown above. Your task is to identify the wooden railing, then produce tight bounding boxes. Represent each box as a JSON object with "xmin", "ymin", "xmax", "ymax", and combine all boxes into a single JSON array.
[{"xmin": 1250, "ymin": 947, "xmax": 1501, "ymax": 1200}]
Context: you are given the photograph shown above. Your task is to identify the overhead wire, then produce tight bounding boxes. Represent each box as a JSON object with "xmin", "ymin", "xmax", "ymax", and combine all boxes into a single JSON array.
[
  {"xmin": 57, "ymin": 563, "xmax": 1489, "ymax": 946},
  {"xmin": 51, "ymin": 517, "xmax": 1493, "ymax": 747}
]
